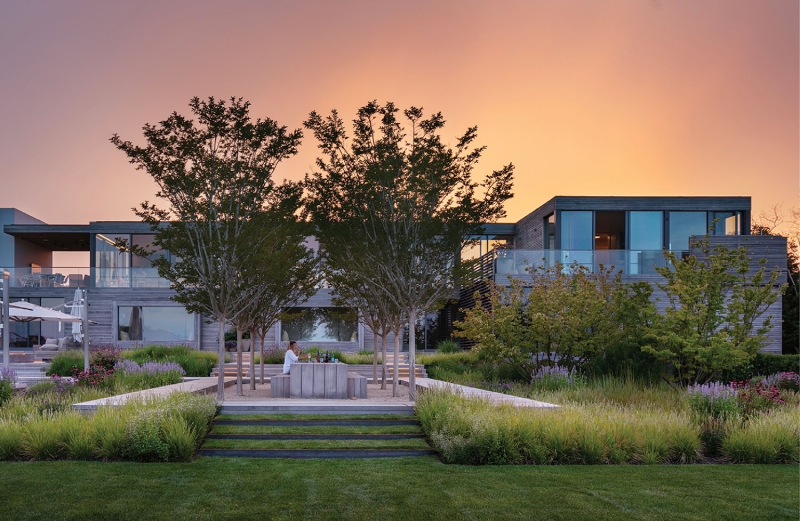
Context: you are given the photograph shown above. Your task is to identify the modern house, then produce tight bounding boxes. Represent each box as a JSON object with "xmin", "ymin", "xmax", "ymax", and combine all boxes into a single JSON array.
[{"xmin": 0, "ymin": 196, "xmax": 787, "ymax": 355}]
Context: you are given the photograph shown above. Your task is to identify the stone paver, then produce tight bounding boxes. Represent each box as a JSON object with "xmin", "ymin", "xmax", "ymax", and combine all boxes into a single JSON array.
[
  {"xmin": 72, "ymin": 376, "xmax": 559, "ymax": 413},
  {"xmin": 400, "ymin": 377, "xmax": 560, "ymax": 408}
]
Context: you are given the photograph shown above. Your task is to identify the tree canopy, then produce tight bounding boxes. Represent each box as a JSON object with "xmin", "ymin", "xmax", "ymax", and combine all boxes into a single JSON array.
[
  {"xmin": 111, "ymin": 96, "xmax": 311, "ymax": 399},
  {"xmin": 304, "ymin": 101, "xmax": 514, "ymax": 396}
]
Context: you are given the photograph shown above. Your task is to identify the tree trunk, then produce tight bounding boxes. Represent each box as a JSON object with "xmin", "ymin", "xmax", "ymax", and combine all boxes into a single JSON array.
[
  {"xmin": 249, "ymin": 327, "xmax": 256, "ymax": 390},
  {"xmin": 380, "ymin": 332, "xmax": 387, "ymax": 390},
  {"xmin": 372, "ymin": 329, "xmax": 378, "ymax": 385},
  {"xmin": 217, "ymin": 317, "xmax": 226, "ymax": 402},
  {"xmin": 260, "ymin": 332, "xmax": 266, "ymax": 385},
  {"xmin": 236, "ymin": 329, "xmax": 243, "ymax": 396},
  {"xmin": 408, "ymin": 310, "xmax": 416, "ymax": 400},
  {"xmin": 392, "ymin": 328, "xmax": 400, "ymax": 397}
]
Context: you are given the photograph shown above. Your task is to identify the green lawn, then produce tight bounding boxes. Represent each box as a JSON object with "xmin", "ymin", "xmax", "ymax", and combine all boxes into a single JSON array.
[{"xmin": 0, "ymin": 459, "xmax": 796, "ymax": 520}]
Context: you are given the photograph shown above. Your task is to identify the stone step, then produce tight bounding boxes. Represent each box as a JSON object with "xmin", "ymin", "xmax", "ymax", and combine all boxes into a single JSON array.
[{"xmin": 195, "ymin": 448, "xmax": 436, "ymax": 459}]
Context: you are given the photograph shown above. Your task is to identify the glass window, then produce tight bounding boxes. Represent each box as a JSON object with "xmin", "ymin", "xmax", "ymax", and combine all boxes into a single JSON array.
[
  {"xmin": 711, "ymin": 212, "xmax": 740, "ymax": 236},
  {"xmin": 629, "ymin": 211, "xmax": 663, "ymax": 250},
  {"xmin": 95, "ymin": 234, "xmax": 130, "ymax": 288},
  {"xmin": 560, "ymin": 211, "xmax": 593, "ymax": 250},
  {"xmin": 118, "ymin": 306, "xmax": 195, "ymax": 342},
  {"xmin": 669, "ymin": 212, "xmax": 707, "ymax": 252},
  {"xmin": 544, "ymin": 213, "xmax": 555, "ymax": 250},
  {"xmin": 131, "ymin": 234, "xmax": 170, "ymax": 287},
  {"xmin": 281, "ymin": 307, "xmax": 358, "ymax": 342}
]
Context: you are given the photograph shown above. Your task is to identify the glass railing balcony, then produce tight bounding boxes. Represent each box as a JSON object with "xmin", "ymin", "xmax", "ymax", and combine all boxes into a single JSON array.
[
  {"xmin": 2, "ymin": 267, "xmax": 171, "ymax": 289},
  {"xmin": 491, "ymin": 249, "xmax": 668, "ymax": 281}
]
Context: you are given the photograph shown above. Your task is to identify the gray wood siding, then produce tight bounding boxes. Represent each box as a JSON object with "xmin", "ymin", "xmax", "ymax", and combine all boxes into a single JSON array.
[{"xmin": 515, "ymin": 197, "xmax": 555, "ymax": 250}]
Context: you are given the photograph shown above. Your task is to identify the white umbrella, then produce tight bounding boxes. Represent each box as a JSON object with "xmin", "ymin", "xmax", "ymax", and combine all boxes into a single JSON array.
[
  {"xmin": 70, "ymin": 289, "xmax": 83, "ymax": 342},
  {"xmin": 5, "ymin": 301, "xmax": 84, "ymax": 323}
]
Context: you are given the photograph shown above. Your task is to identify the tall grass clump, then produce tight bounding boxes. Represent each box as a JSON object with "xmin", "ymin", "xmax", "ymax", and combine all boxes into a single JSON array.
[
  {"xmin": 0, "ymin": 419, "xmax": 24, "ymax": 460},
  {"xmin": 723, "ymin": 407, "xmax": 800, "ymax": 464},
  {"xmin": 416, "ymin": 388, "xmax": 698, "ymax": 465}
]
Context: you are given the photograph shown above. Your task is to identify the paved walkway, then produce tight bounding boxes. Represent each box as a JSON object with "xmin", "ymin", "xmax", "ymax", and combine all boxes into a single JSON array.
[
  {"xmin": 73, "ymin": 376, "xmax": 559, "ymax": 413},
  {"xmin": 400, "ymin": 377, "xmax": 560, "ymax": 408}
]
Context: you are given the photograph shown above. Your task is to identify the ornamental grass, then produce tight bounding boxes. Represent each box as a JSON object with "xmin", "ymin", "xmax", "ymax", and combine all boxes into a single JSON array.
[{"xmin": 0, "ymin": 391, "xmax": 216, "ymax": 462}]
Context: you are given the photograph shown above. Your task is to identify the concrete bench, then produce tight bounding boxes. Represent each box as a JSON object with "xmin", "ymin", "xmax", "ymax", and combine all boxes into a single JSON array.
[
  {"xmin": 271, "ymin": 373, "xmax": 290, "ymax": 398},
  {"xmin": 347, "ymin": 372, "xmax": 367, "ymax": 399}
]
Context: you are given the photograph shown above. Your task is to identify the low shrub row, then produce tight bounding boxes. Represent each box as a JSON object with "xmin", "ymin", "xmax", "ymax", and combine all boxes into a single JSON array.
[
  {"xmin": 0, "ymin": 391, "xmax": 216, "ymax": 462},
  {"xmin": 415, "ymin": 388, "xmax": 800, "ymax": 465}
]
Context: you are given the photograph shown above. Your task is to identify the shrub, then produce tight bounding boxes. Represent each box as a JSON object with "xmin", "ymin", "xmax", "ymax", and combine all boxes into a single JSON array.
[
  {"xmin": 123, "ymin": 408, "xmax": 170, "ymax": 463},
  {"xmin": 733, "ymin": 379, "xmax": 785, "ymax": 419},
  {"xmin": 0, "ymin": 367, "xmax": 16, "ymax": 406},
  {"xmin": 718, "ymin": 353, "xmax": 800, "ymax": 383},
  {"xmin": 436, "ymin": 340, "xmax": 461, "ymax": 353},
  {"xmin": 48, "ymin": 351, "xmax": 84, "ymax": 377}
]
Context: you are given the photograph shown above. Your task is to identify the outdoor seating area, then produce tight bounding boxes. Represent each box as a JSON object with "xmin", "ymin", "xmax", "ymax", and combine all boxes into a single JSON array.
[{"xmin": 270, "ymin": 362, "xmax": 366, "ymax": 399}]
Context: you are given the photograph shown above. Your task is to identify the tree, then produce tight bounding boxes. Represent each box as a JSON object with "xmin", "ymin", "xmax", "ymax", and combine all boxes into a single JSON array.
[
  {"xmin": 111, "ymin": 96, "xmax": 303, "ymax": 401},
  {"xmin": 642, "ymin": 236, "xmax": 784, "ymax": 385},
  {"xmin": 456, "ymin": 263, "xmax": 635, "ymax": 377},
  {"xmin": 231, "ymin": 202, "xmax": 319, "ymax": 394},
  {"xmin": 752, "ymin": 205, "xmax": 799, "ymax": 354},
  {"xmin": 304, "ymin": 101, "xmax": 514, "ymax": 397}
]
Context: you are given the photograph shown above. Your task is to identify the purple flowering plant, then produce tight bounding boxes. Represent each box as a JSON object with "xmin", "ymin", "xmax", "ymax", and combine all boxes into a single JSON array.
[
  {"xmin": 115, "ymin": 359, "xmax": 185, "ymax": 389},
  {"xmin": 531, "ymin": 364, "xmax": 583, "ymax": 391},
  {"xmin": 687, "ymin": 382, "xmax": 739, "ymax": 421}
]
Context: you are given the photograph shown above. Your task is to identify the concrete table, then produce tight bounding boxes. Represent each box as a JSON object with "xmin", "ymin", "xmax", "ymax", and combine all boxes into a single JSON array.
[{"xmin": 289, "ymin": 363, "xmax": 349, "ymax": 399}]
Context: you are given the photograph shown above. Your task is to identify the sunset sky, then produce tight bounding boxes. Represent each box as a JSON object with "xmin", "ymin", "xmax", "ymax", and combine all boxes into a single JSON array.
[{"xmin": 0, "ymin": 0, "xmax": 797, "ymax": 233}]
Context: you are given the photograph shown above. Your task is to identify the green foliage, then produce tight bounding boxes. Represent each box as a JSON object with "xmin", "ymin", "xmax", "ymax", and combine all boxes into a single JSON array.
[
  {"xmin": 457, "ymin": 264, "xmax": 656, "ymax": 376},
  {"xmin": 643, "ymin": 236, "xmax": 783, "ymax": 385},
  {"xmin": 0, "ymin": 419, "xmax": 23, "ymax": 460},
  {"xmin": 47, "ymin": 351, "xmax": 84, "ymax": 377},
  {"xmin": 435, "ymin": 340, "xmax": 461, "ymax": 353},
  {"xmin": 0, "ymin": 379, "xmax": 12, "ymax": 407},
  {"xmin": 723, "ymin": 408, "xmax": 800, "ymax": 464},
  {"xmin": 123, "ymin": 345, "xmax": 218, "ymax": 377},
  {"xmin": 123, "ymin": 409, "xmax": 170, "ymax": 462},
  {"xmin": 416, "ymin": 388, "xmax": 704, "ymax": 465},
  {"xmin": 718, "ymin": 353, "xmax": 800, "ymax": 383},
  {"xmin": 22, "ymin": 416, "xmax": 64, "ymax": 460},
  {"xmin": 161, "ymin": 415, "xmax": 197, "ymax": 462},
  {"xmin": 304, "ymin": 100, "xmax": 515, "ymax": 393}
]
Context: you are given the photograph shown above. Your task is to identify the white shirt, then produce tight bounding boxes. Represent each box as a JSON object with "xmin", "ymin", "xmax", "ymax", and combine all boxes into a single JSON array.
[{"xmin": 283, "ymin": 349, "xmax": 298, "ymax": 374}]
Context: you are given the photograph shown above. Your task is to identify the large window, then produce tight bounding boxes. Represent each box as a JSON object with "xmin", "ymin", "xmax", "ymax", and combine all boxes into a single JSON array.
[
  {"xmin": 711, "ymin": 211, "xmax": 740, "ymax": 236},
  {"xmin": 281, "ymin": 307, "xmax": 358, "ymax": 342},
  {"xmin": 560, "ymin": 211, "xmax": 593, "ymax": 250},
  {"xmin": 95, "ymin": 234, "xmax": 130, "ymax": 288},
  {"xmin": 118, "ymin": 306, "xmax": 195, "ymax": 342},
  {"xmin": 131, "ymin": 234, "xmax": 172, "ymax": 287},
  {"xmin": 669, "ymin": 212, "xmax": 708, "ymax": 252},
  {"xmin": 629, "ymin": 211, "xmax": 663, "ymax": 250}
]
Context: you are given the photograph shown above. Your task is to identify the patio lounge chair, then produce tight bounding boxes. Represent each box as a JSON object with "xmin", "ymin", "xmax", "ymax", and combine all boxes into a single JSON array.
[{"xmin": 34, "ymin": 337, "xmax": 70, "ymax": 361}]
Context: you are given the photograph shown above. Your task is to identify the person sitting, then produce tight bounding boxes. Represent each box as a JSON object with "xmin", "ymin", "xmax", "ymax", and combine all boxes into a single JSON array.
[{"xmin": 283, "ymin": 340, "xmax": 310, "ymax": 374}]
